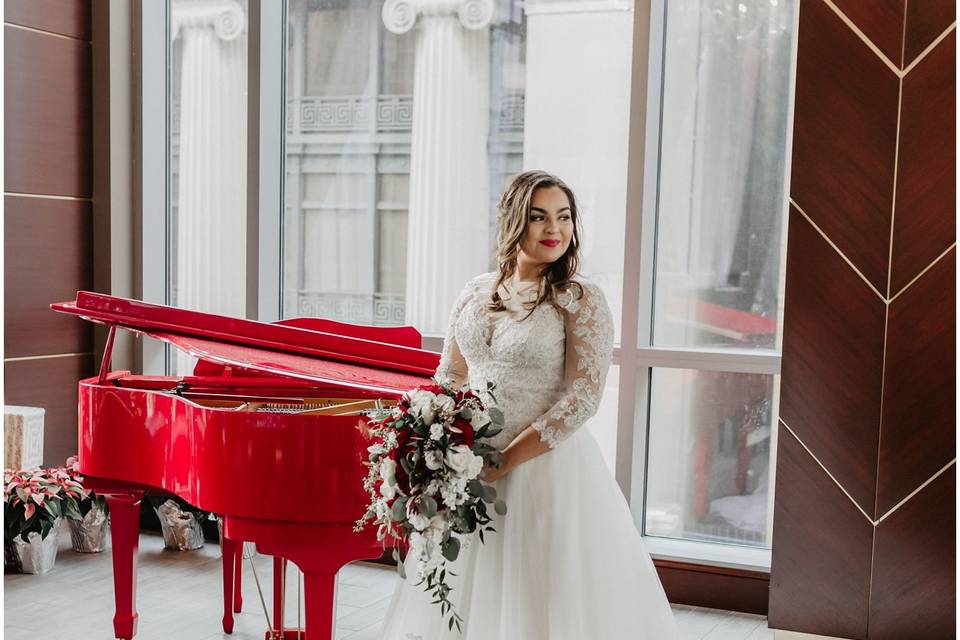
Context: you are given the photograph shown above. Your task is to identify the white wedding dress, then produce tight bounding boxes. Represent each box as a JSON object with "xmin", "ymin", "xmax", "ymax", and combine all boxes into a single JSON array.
[{"xmin": 378, "ymin": 272, "xmax": 679, "ymax": 640}]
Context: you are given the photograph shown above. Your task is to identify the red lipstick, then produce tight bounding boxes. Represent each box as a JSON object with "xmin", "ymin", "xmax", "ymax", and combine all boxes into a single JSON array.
[{"xmin": 540, "ymin": 239, "xmax": 561, "ymax": 248}]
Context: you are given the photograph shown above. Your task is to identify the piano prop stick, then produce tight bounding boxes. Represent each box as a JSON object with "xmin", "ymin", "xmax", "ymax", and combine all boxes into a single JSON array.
[{"xmin": 52, "ymin": 292, "xmax": 439, "ymax": 640}]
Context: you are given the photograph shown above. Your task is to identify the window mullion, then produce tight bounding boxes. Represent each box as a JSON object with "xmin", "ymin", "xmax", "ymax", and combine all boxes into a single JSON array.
[{"xmin": 247, "ymin": 0, "xmax": 285, "ymax": 322}]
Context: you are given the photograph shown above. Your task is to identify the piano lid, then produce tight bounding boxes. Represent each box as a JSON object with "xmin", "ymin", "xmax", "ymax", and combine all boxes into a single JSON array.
[{"xmin": 52, "ymin": 291, "xmax": 439, "ymax": 394}]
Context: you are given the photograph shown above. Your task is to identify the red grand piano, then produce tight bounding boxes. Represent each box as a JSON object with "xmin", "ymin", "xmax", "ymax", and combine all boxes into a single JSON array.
[{"xmin": 52, "ymin": 291, "xmax": 439, "ymax": 640}]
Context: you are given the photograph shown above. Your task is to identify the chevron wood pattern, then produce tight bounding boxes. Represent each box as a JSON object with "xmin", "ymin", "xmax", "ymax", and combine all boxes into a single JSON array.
[
  {"xmin": 772, "ymin": 1, "xmax": 956, "ymax": 638},
  {"xmin": 890, "ymin": 30, "xmax": 956, "ymax": 295},
  {"xmin": 868, "ymin": 468, "xmax": 956, "ymax": 639},
  {"xmin": 877, "ymin": 249, "xmax": 955, "ymax": 516}
]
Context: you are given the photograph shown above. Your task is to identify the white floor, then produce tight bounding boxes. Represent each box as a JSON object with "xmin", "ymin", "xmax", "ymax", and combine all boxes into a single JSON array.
[{"xmin": 4, "ymin": 528, "xmax": 776, "ymax": 639}]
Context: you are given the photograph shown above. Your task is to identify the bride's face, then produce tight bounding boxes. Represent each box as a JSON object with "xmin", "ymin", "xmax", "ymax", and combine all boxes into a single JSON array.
[{"xmin": 517, "ymin": 186, "xmax": 574, "ymax": 270}]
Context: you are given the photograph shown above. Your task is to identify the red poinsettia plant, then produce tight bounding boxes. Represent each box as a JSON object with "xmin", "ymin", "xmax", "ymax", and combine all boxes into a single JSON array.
[
  {"xmin": 64, "ymin": 455, "xmax": 109, "ymax": 518},
  {"xmin": 4, "ymin": 467, "xmax": 87, "ymax": 543}
]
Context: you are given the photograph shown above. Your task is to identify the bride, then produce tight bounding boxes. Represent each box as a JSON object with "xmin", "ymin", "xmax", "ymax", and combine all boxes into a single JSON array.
[{"xmin": 379, "ymin": 170, "xmax": 679, "ymax": 639}]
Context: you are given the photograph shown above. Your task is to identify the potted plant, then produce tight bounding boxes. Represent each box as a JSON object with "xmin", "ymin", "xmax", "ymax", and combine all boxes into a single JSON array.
[
  {"xmin": 63, "ymin": 456, "xmax": 109, "ymax": 553},
  {"xmin": 148, "ymin": 495, "xmax": 212, "ymax": 550},
  {"xmin": 4, "ymin": 467, "xmax": 86, "ymax": 574}
]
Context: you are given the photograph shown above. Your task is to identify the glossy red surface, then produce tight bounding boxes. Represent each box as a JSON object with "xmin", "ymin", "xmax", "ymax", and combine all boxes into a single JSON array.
[
  {"xmin": 55, "ymin": 293, "xmax": 437, "ymax": 639},
  {"xmin": 78, "ymin": 376, "xmax": 384, "ymax": 523},
  {"xmin": 52, "ymin": 291, "xmax": 438, "ymax": 376},
  {"xmin": 153, "ymin": 332, "xmax": 430, "ymax": 394}
]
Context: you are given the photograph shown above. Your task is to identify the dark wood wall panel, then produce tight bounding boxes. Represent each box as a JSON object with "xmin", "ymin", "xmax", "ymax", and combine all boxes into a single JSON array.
[
  {"xmin": 868, "ymin": 468, "xmax": 955, "ymax": 639},
  {"xmin": 4, "ymin": 196, "xmax": 93, "ymax": 357},
  {"xmin": 769, "ymin": 426, "xmax": 872, "ymax": 640},
  {"xmin": 775, "ymin": 0, "xmax": 956, "ymax": 637},
  {"xmin": 779, "ymin": 207, "xmax": 885, "ymax": 517},
  {"xmin": 4, "ymin": 4, "xmax": 95, "ymax": 469},
  {"xmin": 789, "ymin": 0, "xmax": 899, "ymax": 293},
  {"xmin": 904, "ymin": 0, "xmax": 956, "ymax": 65},
  {"xmin": 890, "ymin": 30, "xmax": 956, "ymax": 295},
  {"xmin": 4, "ymin": 25, "xmax": 92, "ymax": 197},
  {"xmin": 4, "ymin": 0, "xmax": 91, "ymax": 40},
  {"xmin": 877, "ymin": 249, "xmax": 956, "ymax": 515},
  {"xmin": 655, "ymin": 561, "xmax": 769, "ymax": 616},
  {"xmin": 4, "ymin": 355, "xmax": 94, "ymax": 468},
  {"xmin": 830, "ymin": 0, "xmax": 905, "ymax": 65}
]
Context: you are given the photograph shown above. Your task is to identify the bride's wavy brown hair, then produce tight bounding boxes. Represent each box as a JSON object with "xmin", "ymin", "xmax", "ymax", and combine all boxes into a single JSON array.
[{"xmin": 488, "ymin": 170, "xmax": 584, "ymax": 317}]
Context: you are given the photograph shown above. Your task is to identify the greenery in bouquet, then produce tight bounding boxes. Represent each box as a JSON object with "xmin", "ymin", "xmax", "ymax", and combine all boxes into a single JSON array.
[
  {"xmin": 64, "ymin": 455, "xmax": 109, "ymax": 519},
  {"xmin": 355, "ymin": 380, "xmax": 507, "ymax": 632},
  {"xmin": 4, "ymin": 467, "xmax": 87, "ymax": 543}
]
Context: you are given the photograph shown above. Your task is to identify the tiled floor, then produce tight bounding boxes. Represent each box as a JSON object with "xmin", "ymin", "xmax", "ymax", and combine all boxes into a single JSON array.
[{"xmin": 5, "ymin": 527, "xmax": 775, "ymax": 639}]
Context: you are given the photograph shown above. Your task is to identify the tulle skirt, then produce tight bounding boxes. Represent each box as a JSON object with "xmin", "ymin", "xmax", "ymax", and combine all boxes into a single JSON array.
[{"xmin": 378, "ymin": 427, "xmax": 680, "ymax": 640}]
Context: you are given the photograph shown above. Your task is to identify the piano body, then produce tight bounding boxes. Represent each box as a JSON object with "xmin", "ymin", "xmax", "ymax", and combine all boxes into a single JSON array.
[{"xmin": 52, "ymin": 291, "xmax": 439, "ymax": 640}]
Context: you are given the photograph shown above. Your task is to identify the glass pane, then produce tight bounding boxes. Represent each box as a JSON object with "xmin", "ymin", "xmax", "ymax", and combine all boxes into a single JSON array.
[
  {"xmin": 282, "ymin": 0, "xmax": 631, "ymax": 340},
  {"xmin": 169, "ymin": 0, "xmax": 249, "ymax": 374},
  {"xmin": 644, "ymin": 368, "xmax": 777, "ymax": 548},
  {"xmin": 651, "ymin": 0, "xmax": 796, "ymax": 350}
]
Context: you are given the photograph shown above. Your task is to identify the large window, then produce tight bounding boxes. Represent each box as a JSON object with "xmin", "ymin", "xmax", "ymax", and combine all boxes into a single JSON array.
[
  {"xmin": 148, "ymin": 0, "xmax": 798, "ymax": 568},
  {"xmin": 631, "ymin": 0, "xmax": 796, "ymax": 560}
]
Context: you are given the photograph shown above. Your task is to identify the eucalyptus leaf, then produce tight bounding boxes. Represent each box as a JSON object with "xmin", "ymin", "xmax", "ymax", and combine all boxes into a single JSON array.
[
  {"xmin": 441, "ymin": 536, "xmax": 460, "ymax": 562},
  {"xmin": 391, "ymin": 497, "xmax": 407, "ymax": 521},
  {"xmin": 420, "ymin": 495, "xmax": 437, "ymax": 518},
  {"xmin": 494, "ymin": 499, "xmax": 507, "ymax": 516},
  {"xmin": 480, "ymin": 485, "xmax": 496, "ymax": 503}
]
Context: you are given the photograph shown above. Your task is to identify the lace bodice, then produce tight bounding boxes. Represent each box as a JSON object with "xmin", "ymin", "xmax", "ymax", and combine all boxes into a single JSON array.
[{"xmin": 434, "ymin": 272, "xmax": 615, "ymax": 450}]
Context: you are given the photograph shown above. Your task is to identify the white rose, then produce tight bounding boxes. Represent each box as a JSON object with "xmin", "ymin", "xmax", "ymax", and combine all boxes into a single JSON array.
[
  {"xmin": 408, "ymin": 512, "xmax": 430, "ymax": 531},
  {"xmin": 429, "ymin": 423, "xmax": 445, "ymax": 441},
  {"xmin": 445, "ymin": 445, "xmax": 481, "ymax": 478},
  {"xmin": 466, "ymin": 454, "xmax": 484, "ymax": 479},
  {"xmin": 424, "ymin": 449, "xmax": 444, "ymax": 471},
  {"xmin": 433, "ymin": 394, "xmax": 455, "ymax": 414},
  {"xmin": 380, "ymin": 482, "xmax": 397, "ymax": 500},
  {"xmin": 407, "ymin": 390, "xmax": 436, "ymax": 424},
  {"xmin": 379, "ymin": 458, "xmax": 397, "ymax": 485}
]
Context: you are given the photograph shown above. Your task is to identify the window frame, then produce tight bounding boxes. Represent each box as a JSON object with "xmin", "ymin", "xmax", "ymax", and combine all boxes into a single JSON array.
[{"xmin": 136, "ymin": 0, "xmax": 799, "ymax": 572}]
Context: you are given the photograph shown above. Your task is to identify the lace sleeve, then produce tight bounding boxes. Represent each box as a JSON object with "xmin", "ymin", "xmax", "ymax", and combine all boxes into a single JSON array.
[
  {"xmin": 530, "ymin": 281, "xmax": 615, "ymax": 448},
  {"xmin": 433, "ymin": 280, "xmax": 475, "ymax": 388}
]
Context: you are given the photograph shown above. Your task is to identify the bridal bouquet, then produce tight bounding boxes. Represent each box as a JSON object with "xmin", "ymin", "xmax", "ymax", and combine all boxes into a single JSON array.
[{"xmin": 355, "ymin": 381, "xmax": 507, "ymax": 632}]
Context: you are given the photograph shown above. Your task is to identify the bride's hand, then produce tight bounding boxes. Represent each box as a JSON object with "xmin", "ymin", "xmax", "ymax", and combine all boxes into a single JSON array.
[{"xmin": 479, "ymin": 453, "xmax": 511, "ymax": 483}]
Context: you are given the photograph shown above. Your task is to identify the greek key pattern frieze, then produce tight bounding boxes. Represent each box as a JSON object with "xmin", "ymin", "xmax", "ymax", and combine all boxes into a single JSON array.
[{"xmin": 297, "ymin": 291, "xmax": 405, "ymax": 326}]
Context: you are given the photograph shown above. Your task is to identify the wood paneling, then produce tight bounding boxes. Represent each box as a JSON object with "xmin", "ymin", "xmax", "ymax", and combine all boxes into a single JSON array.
[
  {"xmin": 4, "ymin": 0, "xmax": 91, "ymax": 40},
  {"xmin": 4, "ymin": 354, "xmax": 95, "ymax": 468},
  {"xmin": 779, "ymin": 207, "xmax": 885, "ymax": 517},
  {"xmin": 4, "ymin": 25, "xmax": 92, "ymax": 197},
  {"xmin": 769, "ymin": 426, "xmax": 872, "ymax": 640},
  {"xmin": 655, "ymin": 561, "xmax": 769, "ymax": 616},
  {"xmin": 789, "ymin": 0, "xmax": 899, "ymax": 293},
  {"xmin": 4, "ymin": 196, "xmax": 93, "ymax": 357},
  {"xmin": 868, "ymin": 467, "xmax": 956, "ymax": 639},
  {"xmin": 891, "ymin": 30, "xmax": 956, "ymax": 294},
  {"xmin": 830, "ymin": 0, "xmax": 905, "ymax": 65},
  {"xmin": 904, "ymin": 0, "xmax": 956, "ymax": 66},
  {"xmin": 877, "ymin": 249, "xmax": 955, "ymax": 515}
]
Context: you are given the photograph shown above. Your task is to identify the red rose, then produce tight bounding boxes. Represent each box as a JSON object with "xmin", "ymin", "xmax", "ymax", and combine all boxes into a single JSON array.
[{"xmin": 451, "ymin": 417, "xmax": 475, "ymax": 447}]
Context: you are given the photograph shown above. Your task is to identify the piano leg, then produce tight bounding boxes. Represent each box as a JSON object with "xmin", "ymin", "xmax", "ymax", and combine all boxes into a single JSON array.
[
  {"xmin": 106, "ymin": 492, "xmax": 143, "ymax": 640},
  {"xmin": 221, "ymin": 536, "xmax": 238, "ymax": 634},
  {"xmin": 233, "ymin": 544, "xmax": 243, "ymax": 613},
  {"xmin": 303, "ymin": 570, "xmax": 338, "ymax": 640}
]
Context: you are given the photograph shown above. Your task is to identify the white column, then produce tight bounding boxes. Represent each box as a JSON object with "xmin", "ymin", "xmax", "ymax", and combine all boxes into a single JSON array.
[
  {"xmin": 383, "ymin": 0, "xmax": 495, "ymax": 335},
  {"xmin": 172, "ymin": 0, "xmax": 247, "ymax": 373},
  {"xmin": 522, "ymin": 0, "xmax": 633, "ymax": 471}
]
